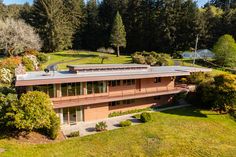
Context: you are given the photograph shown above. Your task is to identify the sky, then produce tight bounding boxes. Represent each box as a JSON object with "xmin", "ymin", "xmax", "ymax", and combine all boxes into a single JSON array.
[{"xmin": 3, "ymin": 0, "xmax": 209, "ymax": 7}]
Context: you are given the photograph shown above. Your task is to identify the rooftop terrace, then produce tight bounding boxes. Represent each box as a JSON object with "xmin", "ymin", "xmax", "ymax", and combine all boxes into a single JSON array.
[{"xmin": 15, "ymin": 64, "xmax": 212, "ymax": 86}]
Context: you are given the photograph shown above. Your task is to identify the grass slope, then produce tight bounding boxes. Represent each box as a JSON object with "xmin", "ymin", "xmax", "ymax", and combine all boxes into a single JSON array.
[
  {"xmin": 0, "ymin": 107, "xmax": 236, "ymax": 157},
  {"xmin": 42, "ymin": 51, "xmax": 132, "ymax": 70}
]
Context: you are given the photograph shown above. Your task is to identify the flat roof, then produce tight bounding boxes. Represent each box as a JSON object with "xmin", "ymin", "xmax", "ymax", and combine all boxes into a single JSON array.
[
  {"xmin": 15, "ymin": 65, "xmax": 212, "ymax": 86},
  {"xmin": 68, "ymin": 64, "xmax": 150, "ymax": 69}
]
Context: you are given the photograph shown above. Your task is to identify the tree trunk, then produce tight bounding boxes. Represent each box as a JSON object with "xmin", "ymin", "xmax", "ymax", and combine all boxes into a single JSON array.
[{"xmin": 116, "ymin": 46, "xmax": 120, "ymax": 57}]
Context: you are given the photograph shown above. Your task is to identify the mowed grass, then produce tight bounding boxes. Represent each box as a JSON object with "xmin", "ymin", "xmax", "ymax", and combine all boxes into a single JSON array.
[
  {"xmin": 42, "ymin": 51, "xmax": 132, "ymax": 70},
  {"xmin": 0, "ymin": 107, "xmax": 236, "ymax": 157}
]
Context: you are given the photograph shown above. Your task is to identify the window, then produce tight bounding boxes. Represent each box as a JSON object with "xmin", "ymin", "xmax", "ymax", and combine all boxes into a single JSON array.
[
  {"xmin": 154, "ymin": 77, "xmax": 161, "ymax": 83},
  {"xmin": 123, "ymin": 79, "xmax": 135, "ymax": 86},
  {"xmin": 109, "ymin": 80, "xmax": 120, "ymax": 87},
  {"xmin": 67, "ymin": 83, "xmax": 76, "ymax": 96},
  {"xmin": 154, "ymin": 96, "xmax": 161, "ymax": 100},
  {"xmin": 87, "ymin": 81, "xmax": 107, "ymax": 95},
  {"xmin": 33, "ymin": 84, "xmax": 55, "ymax": 98},
  {"xmin": 76, "ymin": 83, "xmax": 83, "ymax": 95},
  {"xmin": 87, "ymin": 82, "xmax": 93, "ymax": 94},
  {"xmin": 61, "ymin": 83, "xmax": 68, "ymax": 97},
  {"xmin": 61, "ymin": 83, "xmax": 83, "ymax": 97},
  {"xmin": 123, "ymin": 99, "xmax": 135, "ymax": 105},
  {"xmin": 109, "ymin": 101, "xmax": 121, "ymax": 106}
]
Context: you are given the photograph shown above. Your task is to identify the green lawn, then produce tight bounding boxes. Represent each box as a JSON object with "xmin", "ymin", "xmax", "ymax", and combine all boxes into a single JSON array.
[
  {"xmin": 0, "ymin": 107, "xmax": 236, "ymax": 157},
  {"xmin": 42, "ymin": 51, "xmax": 132, "ymax": 70}
]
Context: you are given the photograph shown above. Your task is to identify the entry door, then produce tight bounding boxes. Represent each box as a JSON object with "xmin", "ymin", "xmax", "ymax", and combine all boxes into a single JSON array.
[
  {"xmin": 76, "ymin": 107, "xmax": 83, "ymax": 122},
  {"xmin": 69, "ymin": 108, "xmax": 77, "ymax": 125}
]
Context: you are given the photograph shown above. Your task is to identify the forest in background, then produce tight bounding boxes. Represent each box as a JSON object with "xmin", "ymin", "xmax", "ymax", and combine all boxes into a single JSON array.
[{"xmin": 1, "ymin": 0, "xmax": 236, "ymax": 55}]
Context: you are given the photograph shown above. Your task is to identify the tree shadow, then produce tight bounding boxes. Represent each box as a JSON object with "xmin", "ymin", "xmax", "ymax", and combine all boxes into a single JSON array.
[
  {"xmin": 54, "ymin": 53, "xmax": 98, "ymax": 58},
  {"xmin": 160, "ymin": 107, "xmax": 207, "ymax": 118}
]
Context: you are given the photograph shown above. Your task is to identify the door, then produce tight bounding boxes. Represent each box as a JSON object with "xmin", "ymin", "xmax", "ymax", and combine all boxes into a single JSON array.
[
  {"xmin": 69, "ymin": 108, "xmax": 77, "ymax": 125},
  {"xmin": 76, "ymin": 107, "xmax": 83, "ymax": 122}
]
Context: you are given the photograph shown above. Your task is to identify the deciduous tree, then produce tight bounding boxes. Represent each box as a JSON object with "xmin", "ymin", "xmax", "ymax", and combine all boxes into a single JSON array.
[
  {"xmin": 0, "ymin": 18, "xmax": 41, "ymax": 56},
  {"xmin": 213, "ymin": 34, "xmax": 236, "ymax": 67}
]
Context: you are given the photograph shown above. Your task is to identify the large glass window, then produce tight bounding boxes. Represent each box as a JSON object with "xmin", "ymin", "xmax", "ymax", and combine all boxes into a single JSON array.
[
  {"xmin": 109, "ymin": 80, "xmax": 120, "ymax": 87},
  {"xmin": 33, "ymin": 84, "xmax": 55, "ymax": 98},
  {"xmin": 86, "ymin": 81, "xmax": 107, "ymax": 95},
  {"xmin": 61, "ymin": 83, "xmax": 83, "ymax": 97},
  {"xmin": 123, "ymin": 79, "xmax": 136, "ymax": 86},
  {"xmin": 61, "ymin": 83, "xmax": 68, "ymax": 97},
  {"xmin": 87, "ymin": 82, "xmax": 93, "ymax": 94},
  {"xmin": 154, "ymin": 77, "xmax": 161, "ymax": 83},
  {"xmin": 68, "ymin": 83, "xmax": 76, "ymax": 96},
  {"xmin": 76, "ymin": 83, "xmax": 83, "ymax": 95}
]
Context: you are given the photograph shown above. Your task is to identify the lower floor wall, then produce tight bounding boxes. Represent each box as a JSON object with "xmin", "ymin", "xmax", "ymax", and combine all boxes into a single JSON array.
[{"xmin": 55, "ymin": 95, "xmax": 174, "ymax": 125}]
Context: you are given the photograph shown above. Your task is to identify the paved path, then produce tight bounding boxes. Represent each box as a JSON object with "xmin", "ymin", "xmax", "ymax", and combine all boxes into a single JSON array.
[{"xmin": 62, "ymin": 104, "xmax": 191, "ymax": 137}]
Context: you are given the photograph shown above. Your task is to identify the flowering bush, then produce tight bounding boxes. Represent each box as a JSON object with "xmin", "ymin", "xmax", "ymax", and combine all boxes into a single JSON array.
[{"xmin": 0, "ymin": 56, "xmax": 21, "ymax": 72}]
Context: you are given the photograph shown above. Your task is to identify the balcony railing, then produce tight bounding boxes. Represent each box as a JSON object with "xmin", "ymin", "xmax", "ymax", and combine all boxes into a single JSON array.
[{"xmin": 52, "ymin": 85, "xmax": 189, "ymax": 109}]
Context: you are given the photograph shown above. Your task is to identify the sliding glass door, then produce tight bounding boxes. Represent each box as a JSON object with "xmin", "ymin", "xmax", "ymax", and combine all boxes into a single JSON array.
[{"xmin": 62, "ymin": 107, "xmax": 83, "ymax": 125}]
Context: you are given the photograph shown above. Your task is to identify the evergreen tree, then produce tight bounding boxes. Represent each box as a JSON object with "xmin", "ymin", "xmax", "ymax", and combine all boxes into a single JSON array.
[
  {"xmin": 201, "ymin": 6, "xmax": 224, "ymax": 48},
  {"xmin": 82, "ymin": 0, "xmax": 100, "ymax": 50},
  {"xmin": 98, "ymin": 0, "xmax": 128, "ymax": 48},
  {"xmin": 63, "ymin": 0, "xmax": 85, "ymax": 49},
  {"xmin": 29, "ymin": 0, "xmax": 73, "ymax": 52},
  {"xmin": 110, "ymin": 12, "xmax": 126, "ymax": 57}
]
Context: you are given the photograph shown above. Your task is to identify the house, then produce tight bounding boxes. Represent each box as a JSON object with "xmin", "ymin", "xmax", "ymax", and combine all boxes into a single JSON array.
[
  {"xmin": 182, "ymin": 49, "xmax": 215, "ymax": 59},
  {"xmin": 15, "ymin": 64, "xmax": 211, "ymax": 125}
]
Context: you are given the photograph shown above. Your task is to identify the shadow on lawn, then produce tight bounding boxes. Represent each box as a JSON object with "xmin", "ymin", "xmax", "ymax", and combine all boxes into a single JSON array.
[
  {"xmin": 54, "ymin": 53, "xmax": 98, "ymax": 58},
  {"xmin": 161, "ymin": 107, "xmax": 207, "ymax": 118}
]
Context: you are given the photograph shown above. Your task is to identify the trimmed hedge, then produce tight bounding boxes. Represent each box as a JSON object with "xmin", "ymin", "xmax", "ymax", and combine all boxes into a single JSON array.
[
  {"xmin": 140, "ymin": 112, "xmax": 152, "ymax": 122},
  {"xmin": 68, "ymin": 131, "xmax": 80, "ymax": 138},
  {"xmin": 109, "ymin": 108, "xmax": 151, "ymax": 117},
  {"xmin": 120, "ymin": 120, "xmax": 132, "ymax": 127}
]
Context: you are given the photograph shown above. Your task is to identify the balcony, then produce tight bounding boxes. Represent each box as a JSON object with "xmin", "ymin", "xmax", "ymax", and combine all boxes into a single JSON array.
[{"xmin": 52, "ymin": 85, "xmax": 189, "ymax": 109}]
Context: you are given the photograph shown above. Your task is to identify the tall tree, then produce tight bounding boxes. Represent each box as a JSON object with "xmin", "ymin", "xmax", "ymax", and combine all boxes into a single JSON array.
[
  {"xmin": 82, "ymin": 0, "xmax": 101, "ymax": 50},
  {"xmin": 110, "ymin": 12, "xmax": 126, "ymax": 57},
  {"xmin": 213, "ymin": 34, "xmax": 236, "ymax": 67},
  {"xmin": 63, "ymin": 0, "xmax": 85, "ymax": 49},
  {"xmin": 98, "ymin": 0, "xmax": 128, "ymax": 48},
  {"xmin": 29, "ymin": 0, "xmax": 73, "ymax": 52}
]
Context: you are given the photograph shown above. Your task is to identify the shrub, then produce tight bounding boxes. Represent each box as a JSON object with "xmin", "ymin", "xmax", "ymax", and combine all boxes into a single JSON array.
[
  {"xmin": 13, "ymin": 91, "xmax": 53, "ymax": 131},
  {"xmin": 140, "ymin": 112, "xmax": 152, "ymax": 123},
  {"xmin": 120, "ymin": 120, "xmax": 132, "ymax": 127},
  {"xmin": 68, "ymin": 131, "xmax": 80, "ymax": 138},
  {"xmin": 22, "ymin": 56, "xmax": 34, "ymax": 71},
  {"xmin": 0, "ymin": 56, "xmax": 21, "ymax": 72},
  {"xmin": 37, "ymin": 53, "xmax": 48, "ymax": 64},
  {"xmin": 180, "ymin": 78, "xmax": 188, "ymax": 84},
  {"xmin": 132, "ymin": 51, "xmax": 174, "ymax": 66},
  {"xmin": 133, "ymin": 114, "xmax": 141, "ymax": 119},
  {"xmin": 0, "ymin": 93, "xmax": 19, "ymax": 128},
  {"xmin": 108, "ymin": 108, "xmax": 151, "ymax": 117},
  {"xmin": 196, "ymin": 74, "xmax": 236, "ymax": 113},
  {"xmin": 188, "ymin": 72, "xmax": 213, "ymax": 84},
  {"xmin": 24, "ymin": 49, "xmax": 39, "ymax": 56},
  {"xmin": 95, "ymin": 121, "xmax": 107, "ymax": 132},
  {"xmin": 132, "ymin": 53, "xmax": 146, "ymax": 64},
  {"xmin": 0, "ymin": 68, "xmax": 13, "ymax": 84},
  {"xmin": 48, "ymin": 113, "xmax": 60, "ymax": 140}
]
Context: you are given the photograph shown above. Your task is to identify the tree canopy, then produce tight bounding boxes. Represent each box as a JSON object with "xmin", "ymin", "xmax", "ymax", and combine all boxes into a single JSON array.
[{"xmin": 213, "ymin": 34, "xmax": 236, "ymax": 67}]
